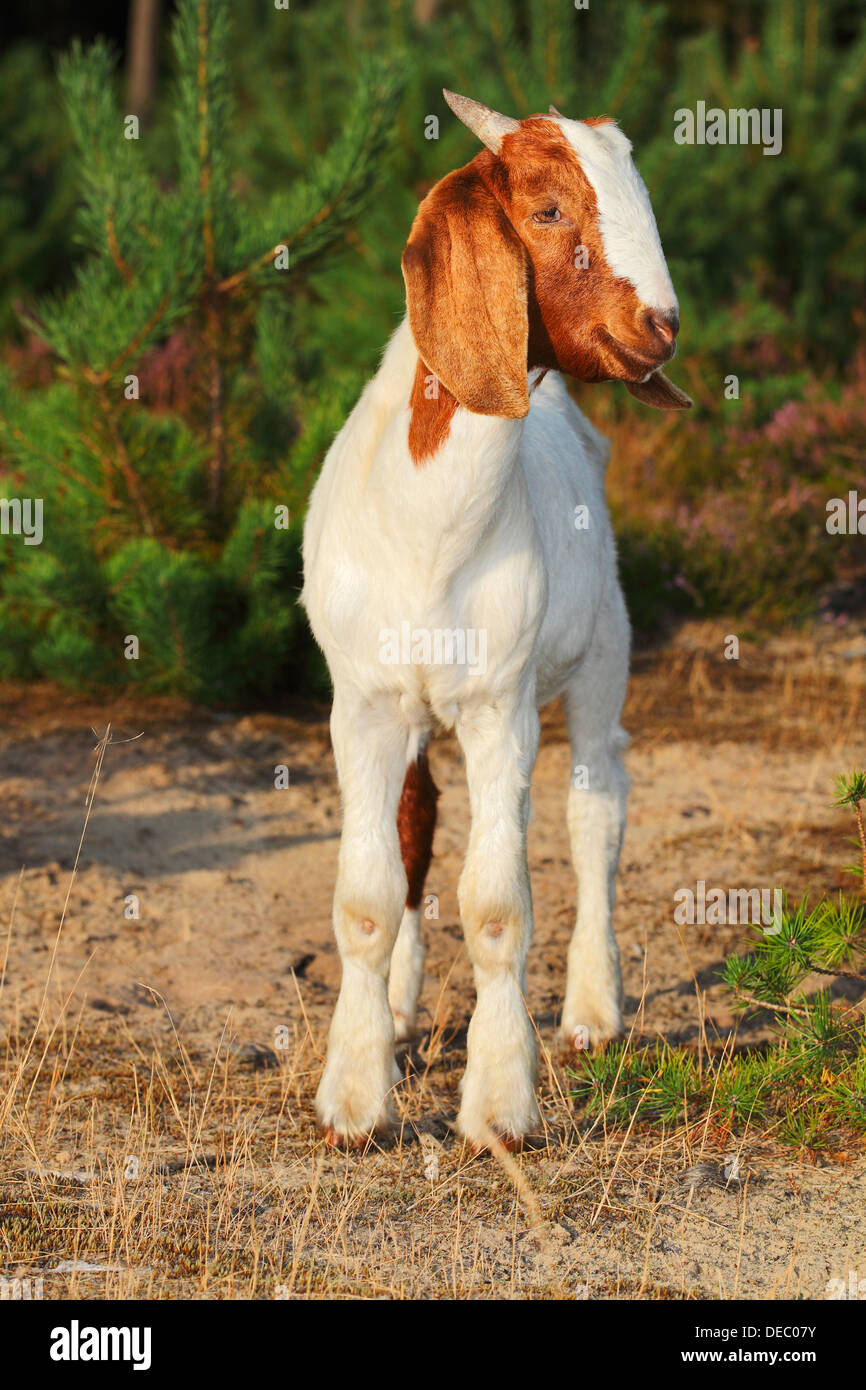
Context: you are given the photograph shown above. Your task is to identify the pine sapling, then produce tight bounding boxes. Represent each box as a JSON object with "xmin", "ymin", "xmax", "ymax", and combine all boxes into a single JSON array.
[{"xmin": 833, "ymin": 768, "xmax": 866, "ymax": 893}]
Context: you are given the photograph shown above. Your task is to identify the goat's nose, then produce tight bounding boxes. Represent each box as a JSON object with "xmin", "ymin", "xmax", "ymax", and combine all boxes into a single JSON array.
[{"xmin": 646, "ymin": 309, "xmax": 679, "ymax": 345}]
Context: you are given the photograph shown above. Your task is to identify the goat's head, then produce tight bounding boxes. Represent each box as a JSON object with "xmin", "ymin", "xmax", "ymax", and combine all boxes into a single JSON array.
[{"xmin": 401, "ymin": 90, "xmax": 691, "ymax": 418}]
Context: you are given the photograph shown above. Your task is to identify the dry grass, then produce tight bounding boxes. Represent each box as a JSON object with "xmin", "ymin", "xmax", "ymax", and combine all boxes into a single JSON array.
[
  {"xmin": 4, "ymin": 1006, "xmax": 851, "ymax": 1302},
  {"xmin": 2, "ymin": 626, "xmax": 866, "ymax": 1300}
]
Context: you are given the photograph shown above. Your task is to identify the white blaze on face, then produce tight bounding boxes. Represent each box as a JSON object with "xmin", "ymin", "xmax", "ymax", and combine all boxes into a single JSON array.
[{"xmin": 553, "ymin": 116, "xmax": 678, "ymax": 315}]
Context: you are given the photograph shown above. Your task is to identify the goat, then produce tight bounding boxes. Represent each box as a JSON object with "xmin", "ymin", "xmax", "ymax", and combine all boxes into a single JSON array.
[{"xmin": 301, "ymin": 91, "xmax": 691, "ymax": 1149}]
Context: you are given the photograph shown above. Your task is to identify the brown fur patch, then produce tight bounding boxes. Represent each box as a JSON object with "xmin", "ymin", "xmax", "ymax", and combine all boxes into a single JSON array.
[
  {"xmin": 397, "ymin": 750, "xmax": 439, "ymax": 909},
  {"xmin": 408, "ymin": 357, "xmax": 460, "ymax": 464},
  {"xmin": 481, "ymin": 120, "xmax": 655, "ymax": 383}
]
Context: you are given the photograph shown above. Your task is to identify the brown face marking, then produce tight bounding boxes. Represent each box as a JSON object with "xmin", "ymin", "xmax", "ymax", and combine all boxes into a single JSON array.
[
  {"xmin": 481, "ymin": 120, "xmax": 668, "ymax": 384},
  {"xmin": 397, "ymin": 750, "xmax": 439, "ymax": 908},
  {"xmin": 403, "ymin": 116, "xmax": 682, "ymax": 457}
]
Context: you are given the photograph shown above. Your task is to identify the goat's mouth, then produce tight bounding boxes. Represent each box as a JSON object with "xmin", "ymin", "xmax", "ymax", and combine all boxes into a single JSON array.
[{"xmin": 599, "ymin": 329, "xmax": 676, "ymax": 380}]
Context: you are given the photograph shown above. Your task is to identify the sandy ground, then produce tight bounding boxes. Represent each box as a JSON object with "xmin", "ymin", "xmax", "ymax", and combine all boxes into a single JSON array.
[{"xmin": 1, "ymin": 619, "xmax": 865, "ymax": 1299}]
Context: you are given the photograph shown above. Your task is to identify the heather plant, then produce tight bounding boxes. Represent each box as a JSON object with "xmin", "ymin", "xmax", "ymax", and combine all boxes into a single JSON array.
[{"xmin": 605, "ymin": 352, "xmax": 866, "ymax": 628}]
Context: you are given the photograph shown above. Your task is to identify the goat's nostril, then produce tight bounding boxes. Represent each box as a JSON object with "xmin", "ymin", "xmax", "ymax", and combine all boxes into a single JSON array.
[{"xmin": 647, "ymin": 310, "xmax": 679, "ymax": 345}]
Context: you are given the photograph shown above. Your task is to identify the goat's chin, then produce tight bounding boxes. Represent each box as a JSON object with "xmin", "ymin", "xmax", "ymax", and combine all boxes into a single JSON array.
[
  {"xmin": 553, "ymin": 332, "xmax": 667, "ymax": 387},
  {"xmin": 554, "ymin": 345, "xmax": 693, "ymax": 410},
  {"xmin": 595, "ymin": 328, "xmax": 674, "ymax": 380}
]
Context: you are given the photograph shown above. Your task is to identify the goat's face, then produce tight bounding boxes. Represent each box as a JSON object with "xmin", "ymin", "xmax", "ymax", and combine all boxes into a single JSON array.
[
  {"xmin": 488, "ymin": 113, "xmax": 683, "ymax": 394},
  {"xmin": 402, "ymin": 92, "xmax": 691, "ymax": 418}
]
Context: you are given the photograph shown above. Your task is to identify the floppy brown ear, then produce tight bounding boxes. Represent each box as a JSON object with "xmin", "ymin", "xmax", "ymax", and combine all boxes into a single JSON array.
[
  {"xmin": 626, "ymin": 370, "xmax": 692, "ymax": 410},
  {"xmin": 401, "ymin": 160, "xmax": 530, "ymax": 419}
]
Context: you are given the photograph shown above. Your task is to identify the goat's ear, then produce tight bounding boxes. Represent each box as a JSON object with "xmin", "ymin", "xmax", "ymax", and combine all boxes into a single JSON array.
[
  {"xmin": 402, "ymin": 163, "xmax": 530, "ymax": 419},
  {"xmin": 626, "ymin": 370, "xmax": 693, "ymax": 410}
]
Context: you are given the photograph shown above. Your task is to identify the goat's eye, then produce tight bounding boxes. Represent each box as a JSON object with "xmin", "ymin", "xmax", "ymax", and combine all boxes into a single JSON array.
[{"xmin": 533, "ymin": 206, "xmax": 562, "ymax": 224}]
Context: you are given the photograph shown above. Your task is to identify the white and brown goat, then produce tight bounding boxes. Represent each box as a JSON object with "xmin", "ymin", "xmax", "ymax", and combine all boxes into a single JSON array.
[{"xmin": 302, "ymin": 91, "xmax": 691, "ymax": 1148}]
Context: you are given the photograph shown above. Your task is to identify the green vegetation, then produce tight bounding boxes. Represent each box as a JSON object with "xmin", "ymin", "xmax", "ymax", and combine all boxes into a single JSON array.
[
  {"xmin": 571, "ymin": 772, "xmax": 866, "ymax": 1151},
  {"xmin": 1, "ymin": 0, "xmax": 865, "ymax": 694},
  {"xmin": 0, "ymin": 0, "xmax": 402, "ymax": 698}
]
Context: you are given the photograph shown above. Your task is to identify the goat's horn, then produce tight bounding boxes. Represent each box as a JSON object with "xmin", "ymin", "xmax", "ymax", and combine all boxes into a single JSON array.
[
  {"xmin": 443, "ymin": 89, "xmax": 519, "ymax": 154},
  {"xmin": 548, "ymin": 104, "xmax": 563, "ymax": 116}
]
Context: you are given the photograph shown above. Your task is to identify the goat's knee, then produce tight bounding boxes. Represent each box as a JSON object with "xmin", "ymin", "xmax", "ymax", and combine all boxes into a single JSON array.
[
  {"xmin": 462, "ymin": 910, "xmax": 526, "ymax": 975},
  {"xmin": 334, "ymin": 898, "xmax": 402, "ymax": 974},
  {"xmin": 334, "ymin": 844, "xmax": 406, "ymax": 969}
]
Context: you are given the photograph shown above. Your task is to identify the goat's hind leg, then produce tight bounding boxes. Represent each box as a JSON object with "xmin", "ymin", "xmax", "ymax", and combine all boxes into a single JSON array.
[
  {"xmin": 388, "ymin": 743, "xmax": 439, "ymax": 1042},
  {"xmin": 316, "ymin": 688, "xmax": 409, "ymax": 1145},
  {"xmin": 560, "ymin": 613, "xmax": 630, "ymax": 1052}
]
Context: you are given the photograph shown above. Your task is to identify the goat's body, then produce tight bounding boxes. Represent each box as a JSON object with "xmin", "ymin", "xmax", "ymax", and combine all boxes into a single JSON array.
[
  {"xmin": 300, "ymin": 92, "xmax": 687, "ymax": 1148},
  {"xmin": 303, "ymin": 319, "xmax": 626, "ymax": 724},
  {"xmin": 302, "ymin": 319, "xmax": 630, "ymax": 1146}
]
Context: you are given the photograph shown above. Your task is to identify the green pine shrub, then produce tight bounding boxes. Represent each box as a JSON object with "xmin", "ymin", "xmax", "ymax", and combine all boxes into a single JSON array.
[
  {"xmin": 0, "ymin": 43, "xmax": 79, "ymax": 337},
  {"xmin": 571, "ymin": 772, "xmax": 866, "ymax": 1151},
  {"xmin": 0, "ymin": 0, "xmax": 403, "ymax": 700}
]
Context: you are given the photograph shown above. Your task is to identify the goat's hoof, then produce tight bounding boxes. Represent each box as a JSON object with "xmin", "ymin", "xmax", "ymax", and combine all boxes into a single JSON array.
[
  {"xmin": 321, "ymin": 1124, "xmax": 379, "ymax": 1150},
  {"xmin": 457, "ymin": 1110, "xmax": 539, "ymax": 1155},
  {"xmin": 318, "ymin": 1101, "xmax": 395, "ymax": 1150},
  {"xmin": 391, "ymin": 1009, "xmax": 417, "ymax": 1044},
  {"xmin": 462, "ymin": 1120, "xmax": 549, "ymax": 1155},
  {"xmin": 559, "ymin": 1022, "xmax": 625, "ymax": 1056},
  {"xmin": 466, "ymin": 1131, "xmax": 524, "ymax": 1157},
  {"xmin": 319, "ymin": 1117, "xmax": 391, "ymax": 1150}
]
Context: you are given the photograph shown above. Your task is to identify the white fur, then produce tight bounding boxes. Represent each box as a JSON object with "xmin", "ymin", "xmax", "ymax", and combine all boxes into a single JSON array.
[
  {"xmin": 388, "ymin": 905, "xmax": 425, "ymax": 1041},
  {"xmin": 302, "ymin": 317, "xmax": 632, "ymax": 1146},
  {"xmin": 552, "ymin": 116, "xmax": 678, "ymax": 315}
]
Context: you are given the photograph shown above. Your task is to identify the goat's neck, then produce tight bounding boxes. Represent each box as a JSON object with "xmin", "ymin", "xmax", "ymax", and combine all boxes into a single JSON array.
[{"xmin": 369, "ymin": 319, "xmax": 534, "ymax": 546}]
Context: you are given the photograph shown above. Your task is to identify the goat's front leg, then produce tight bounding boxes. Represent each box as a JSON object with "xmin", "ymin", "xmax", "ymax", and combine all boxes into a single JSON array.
[
  {"xmin": 455, "ymin": 694, "xmax": 541, "ymax": 1148},
  {"xmin": 316, "ymin": 687, "xmax": 408, "ymax": 1145}
]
